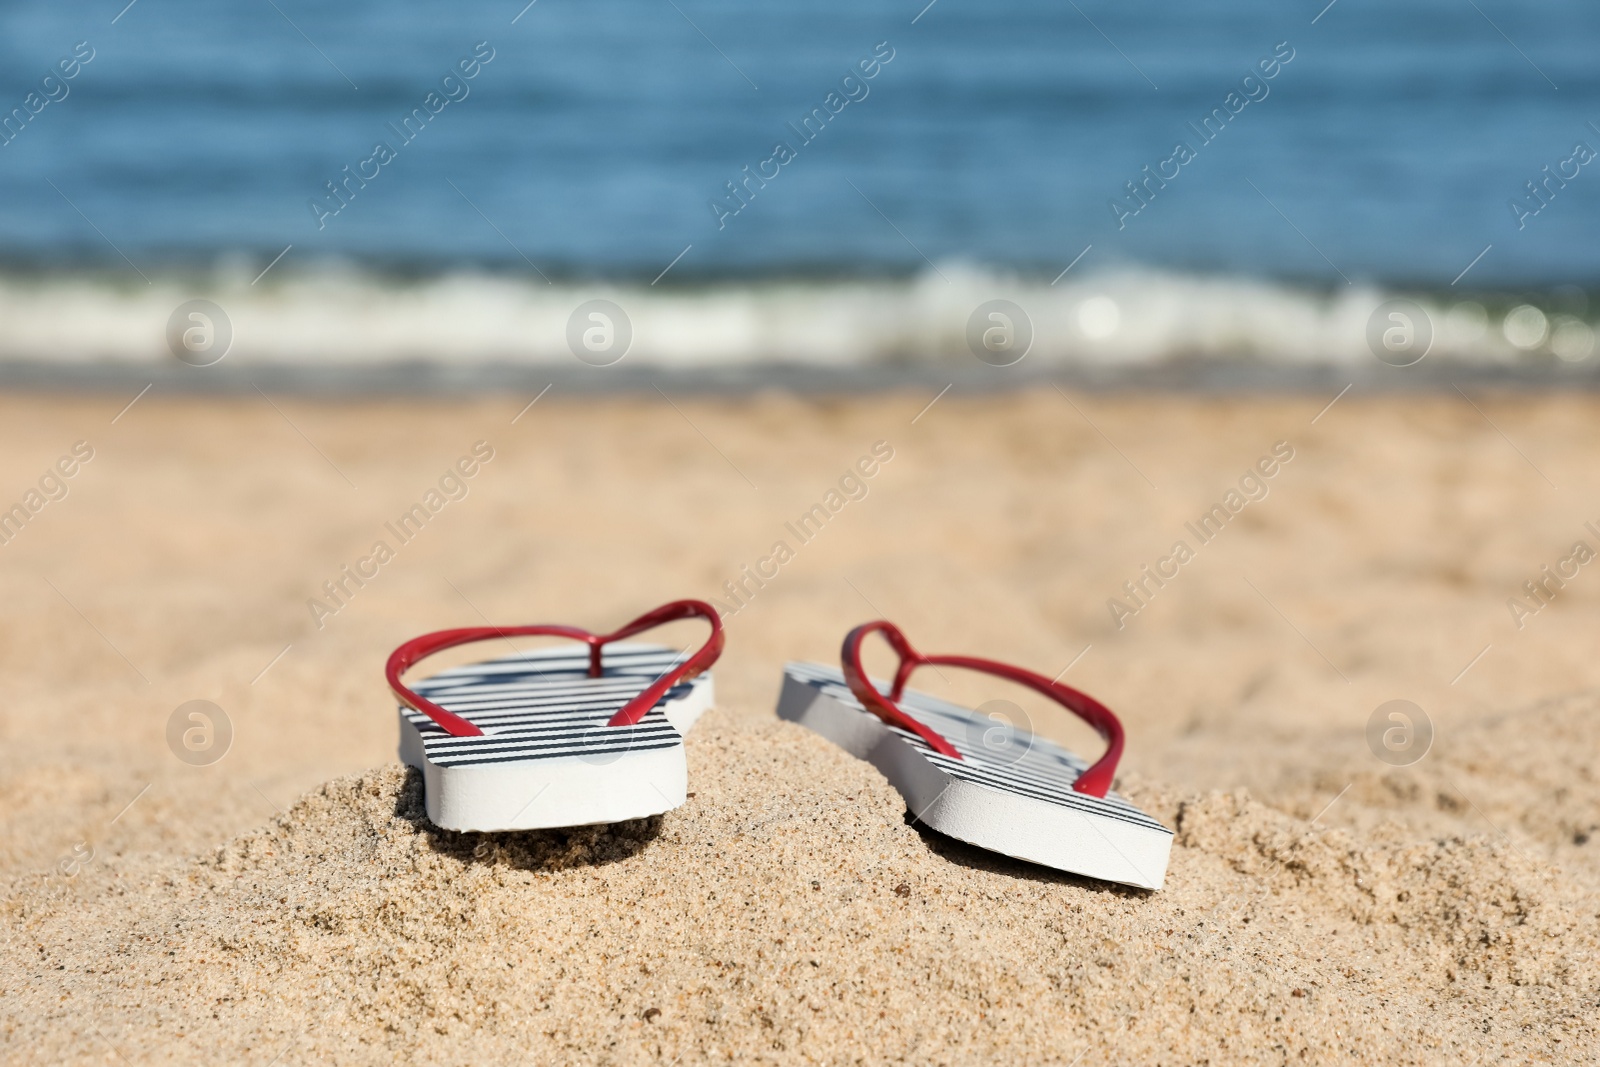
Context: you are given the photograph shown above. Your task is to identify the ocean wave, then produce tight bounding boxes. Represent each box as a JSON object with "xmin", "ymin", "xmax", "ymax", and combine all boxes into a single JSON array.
[{"xmin": 0, "ymin": 263, "xmax": 1592, "ymax": 368}]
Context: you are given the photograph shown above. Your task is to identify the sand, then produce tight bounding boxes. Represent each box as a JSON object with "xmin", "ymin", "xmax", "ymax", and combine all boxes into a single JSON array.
[{"xmin": 1, "ymin": 387, "xmax": 1598, "ymax": 1064}]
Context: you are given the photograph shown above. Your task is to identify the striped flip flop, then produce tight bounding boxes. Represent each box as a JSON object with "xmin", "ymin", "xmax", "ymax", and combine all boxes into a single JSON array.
[
  {"xmin": 387, "ymin": 600, "xmax": 724, "ymax": 832},
  {"xmin": 776, "ymin": 621, "xmax": 1173, "ymax": 889}
]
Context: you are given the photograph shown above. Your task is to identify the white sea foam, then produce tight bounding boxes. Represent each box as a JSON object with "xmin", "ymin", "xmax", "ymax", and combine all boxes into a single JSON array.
[{"xmin": 0, "ymin": 262, "xmax": 1586, "ymax": 368}]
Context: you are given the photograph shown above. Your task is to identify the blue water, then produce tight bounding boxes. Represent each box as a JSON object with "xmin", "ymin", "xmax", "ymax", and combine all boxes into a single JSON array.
[{"xmin": 1, "ymin": 0, "xmax": 1597, "ymax": 285}]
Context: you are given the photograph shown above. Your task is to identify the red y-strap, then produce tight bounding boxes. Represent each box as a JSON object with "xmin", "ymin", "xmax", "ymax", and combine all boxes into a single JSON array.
[
  {"xmin": 840, "ymin": 620, "xmax": 1125, "ymax": 798},
  {"xmin": 386, "ymin": 599, "xmax": 725, "ymax": 737}
]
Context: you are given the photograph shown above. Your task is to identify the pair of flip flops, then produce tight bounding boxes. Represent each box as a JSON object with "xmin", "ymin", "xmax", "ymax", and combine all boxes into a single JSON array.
[{"xmin": 388, "ymin": 600, "xmax": 1173, "ymax": 890}]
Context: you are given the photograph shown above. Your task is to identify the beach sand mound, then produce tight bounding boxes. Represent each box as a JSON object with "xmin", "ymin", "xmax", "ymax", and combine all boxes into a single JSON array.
[{"xmin": 6, "ymin": 717, "xmax": 1598, "ymax": 1065}]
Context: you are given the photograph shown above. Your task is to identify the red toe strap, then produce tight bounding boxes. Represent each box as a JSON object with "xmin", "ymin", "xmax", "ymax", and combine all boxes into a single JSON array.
[
  {"xmin": 387, "ymin": 599, "xmax": 725, "ymax": 737},
  {"xmin": 840, "ymin": 620, "xmax": 1125, "ymax": 798}
]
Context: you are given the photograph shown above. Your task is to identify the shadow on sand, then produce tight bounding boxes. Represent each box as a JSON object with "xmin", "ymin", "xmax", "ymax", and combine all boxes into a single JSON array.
[{"xmin": 391, "ymin": 766, "xmax": 664, "ymax": 872}]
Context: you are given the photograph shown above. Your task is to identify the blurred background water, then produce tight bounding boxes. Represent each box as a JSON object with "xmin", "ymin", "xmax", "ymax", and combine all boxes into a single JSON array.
[{"xmin": 0, "ymin": 0, "xmax": 1596, "ymax": 368}]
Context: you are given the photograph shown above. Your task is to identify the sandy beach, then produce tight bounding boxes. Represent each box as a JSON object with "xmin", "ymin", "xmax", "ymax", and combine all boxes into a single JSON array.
[{"xmin": 2, "ymin": 387, "xmax": 1598, "ymax": 1064}]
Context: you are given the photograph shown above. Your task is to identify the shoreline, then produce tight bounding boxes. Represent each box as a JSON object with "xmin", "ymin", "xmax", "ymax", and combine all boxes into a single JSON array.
[{"xmin": 2, "ymin": 358, "xmax": 1599, "ymax": 396}]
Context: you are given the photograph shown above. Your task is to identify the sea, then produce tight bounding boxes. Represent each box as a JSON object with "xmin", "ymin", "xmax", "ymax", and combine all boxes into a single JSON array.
[{"xmin": 1, "ymin": 0, "xmax": 1597, "ymax": 370}]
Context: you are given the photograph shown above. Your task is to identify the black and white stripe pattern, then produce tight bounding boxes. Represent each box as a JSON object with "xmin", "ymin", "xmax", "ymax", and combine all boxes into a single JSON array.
[
  {"xmin": 403, "ymin": 644, "xmax": 694, "ymax": 767},
  {"xmin": 783, "ymin": 662, "xmax": 1170, "ymax": 836}
]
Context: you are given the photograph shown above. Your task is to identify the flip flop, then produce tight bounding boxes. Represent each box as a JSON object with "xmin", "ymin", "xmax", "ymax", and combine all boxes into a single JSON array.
[
  {"xmin": 387, "ymin": 599, "xmax": 724, "ymax": 832},
  {"xmin": 776, "ymin": 621, "xmax": 1172, "ymax": 889}
]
